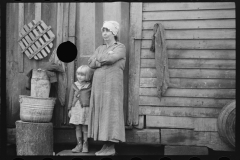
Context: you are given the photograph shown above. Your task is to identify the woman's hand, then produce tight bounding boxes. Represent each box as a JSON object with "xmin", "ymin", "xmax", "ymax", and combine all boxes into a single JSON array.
[
  {"xmin": 88, "ymin": 56, "xmax": 95, "ymax": 64},
  {"xmin": 68, "ymin": 110, "xmax": 72, "ymax": 118},
  {"xmin": 107, "ymin": 51, "xmax": 114, "ymax": 54},
  {"xmin": 96, "ymin": 60, "xmax": 101, "ymax": 67},
  {"xmin": 88, "ymin": 56, "xmax": 101, "ymax": 68}
]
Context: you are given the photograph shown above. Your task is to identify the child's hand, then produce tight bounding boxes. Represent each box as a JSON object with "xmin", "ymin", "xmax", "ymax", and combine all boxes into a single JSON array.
[{"xmin": 68, "ymin": 110, "xmax": 72, "ymax": 118}]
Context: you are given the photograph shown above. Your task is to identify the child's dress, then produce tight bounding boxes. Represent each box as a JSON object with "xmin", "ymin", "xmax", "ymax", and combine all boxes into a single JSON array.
[{"xmin": 69, "ymin": 81, "xmax": 91, "ymax": 125}]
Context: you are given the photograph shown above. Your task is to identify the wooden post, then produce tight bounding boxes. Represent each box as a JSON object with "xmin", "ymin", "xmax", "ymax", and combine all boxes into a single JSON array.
[
  {"xmin": 64, "ymin": 2, "xmax": 76, "ymax": 125},
  {"xmin": 128, "ymin": 3, "xmax": 142, "ymax": 126},
  {"xmin": 16, "ymin": 120, "xmax": 53, "ymax": 155},
  {"xmin": 18, "ymin": 3, "xmax": 24, "ymax": 72}
]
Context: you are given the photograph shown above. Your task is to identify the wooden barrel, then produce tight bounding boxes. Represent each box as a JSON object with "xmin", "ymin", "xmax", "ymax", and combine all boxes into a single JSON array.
[{"xmin": 217, "ymin": 100, "xmax": 235, "ymax": 148}]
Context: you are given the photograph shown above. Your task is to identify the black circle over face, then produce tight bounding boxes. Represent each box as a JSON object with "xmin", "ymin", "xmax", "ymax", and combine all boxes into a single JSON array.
[{"xmin": 57, "ymin": 41, "xmax": 77, "ymax": 63}]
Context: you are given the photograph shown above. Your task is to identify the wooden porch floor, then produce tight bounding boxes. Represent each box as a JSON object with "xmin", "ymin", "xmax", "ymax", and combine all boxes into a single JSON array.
[{"xmin": 55, "ymin": 143, "xmax": 164, "ymax": 156}]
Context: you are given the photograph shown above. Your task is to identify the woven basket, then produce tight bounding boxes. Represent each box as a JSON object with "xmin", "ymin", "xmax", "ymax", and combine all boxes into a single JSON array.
[{"xmin": 19, "ymin": 95, "xmax": 56, "ymax": 123}]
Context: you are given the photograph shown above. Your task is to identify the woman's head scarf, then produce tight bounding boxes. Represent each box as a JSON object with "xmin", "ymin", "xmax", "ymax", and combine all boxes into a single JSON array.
[{"xmin": 101, "ymin": 21, "xmax": 120, "ymax": 36}]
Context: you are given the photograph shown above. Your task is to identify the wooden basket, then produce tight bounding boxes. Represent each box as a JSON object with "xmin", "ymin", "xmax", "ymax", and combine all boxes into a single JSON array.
[{"xmin": 18, "ymin": 20, "xmax": 55, "ymax": 60}]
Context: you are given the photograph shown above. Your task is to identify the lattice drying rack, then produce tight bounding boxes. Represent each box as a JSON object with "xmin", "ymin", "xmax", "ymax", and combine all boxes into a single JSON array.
[{"xmin": 18, "ymin": 20, "xmax": 55, "ymax": 60}]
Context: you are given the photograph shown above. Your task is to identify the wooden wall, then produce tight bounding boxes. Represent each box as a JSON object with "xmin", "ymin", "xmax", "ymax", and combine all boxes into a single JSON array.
[
  {"xmin": 6, "ymin": 2, "xmax": 130, "ymax": 128},
  {"xmin": 129, "ymin": 2, "xmax": 235, "ymax": 151}
]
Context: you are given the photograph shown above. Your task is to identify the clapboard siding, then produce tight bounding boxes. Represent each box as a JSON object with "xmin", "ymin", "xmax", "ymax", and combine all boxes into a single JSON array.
[
  {"xmin": 141, "ymin": 68, "xmax": 235, "ymax": 79},
  {"xmin": 141, "ymin": 59, "xmax": 236, "ymax": 69},
  {"xmin": 142, "ymin": 29, "xmax": 236, "ymax": 39},
  {"xmin": 143, "ymin": 2, "xmax": 235, "ymax": 11},
  {"xmin": 140, "ymin": 78, "xmax": 236, "ymax": 89},
  {"xmin": 143, "ymin": 19, "xmax": 236, "ymax": 29},
  {"xmin": 140, "ymin": 96, "xmax": 232, "ymax": 108},
  {"xmin": 141, "ymin": 49, "xmax": 236, "ymax": 59},
  {"xmin": 140, "ymin": 2, "xmax": 235, "ymax": 149},
  {"xmin": 146, "ymin": 116, "xmax": 194, "ymax": 129},
  {"xmin": 140, "ymin": 3, "xmax": 235, "ymax": 134},
  {"xmin": 139, "ymin": 88, "xmax": 235, "ymax": 99},
  {"xmin": 142, "ymin": 40, "xmax": 235, "ymax": 49},
  {"xmin": 143, "ymin": 10, "xmax": 235, "ymax": 20},
  {"xmin": 146, "ymin": 116, "xmax": 218, "ymax": 131},
  {"xmin": 139, "ymin": 106, "xmax": 221, "ymax": 118}
]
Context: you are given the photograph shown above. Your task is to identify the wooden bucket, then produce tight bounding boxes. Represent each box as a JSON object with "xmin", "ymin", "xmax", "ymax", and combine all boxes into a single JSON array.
[
  {"xmin": 19, "ymin": 95, "xmax": 56, "ymax": 123},
  {"xmin": 31, "ymin": 69, "xmax": 50, "ymax": 98},
  {"xmin": 217, "ymin": 100, "xmax": 235, "ymax": 149}
]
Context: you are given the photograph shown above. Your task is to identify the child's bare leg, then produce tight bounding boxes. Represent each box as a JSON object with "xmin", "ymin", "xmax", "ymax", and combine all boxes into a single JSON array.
[
  {"xmin": 75, "ymin": 125, "xmax": 82, "ymax": 143},
  {"xmin": 72, "ymin": 125, "xmax": 83, "ymax": 153},
  {"xmin": 82, "ymin": 125, "xmax": 88, "ymax": 152},
  {"xmin": 82, "ymin": 125, "xmax": 88, "ymax": 142}
]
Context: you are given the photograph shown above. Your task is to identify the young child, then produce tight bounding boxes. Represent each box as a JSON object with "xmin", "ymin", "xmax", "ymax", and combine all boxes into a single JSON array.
[{"xmin": 68, "ymin": 65, "xmax": 94, "ymax": 153}]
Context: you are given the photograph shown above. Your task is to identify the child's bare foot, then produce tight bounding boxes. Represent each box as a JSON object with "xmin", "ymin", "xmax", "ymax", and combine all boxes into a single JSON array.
[
  {"xmin": 82, "ymin": 141, "xmax": 89, "ymax": 153},
  {"xmin": 71, "ymin": 142, "xmax": 82, "ymax": 153}
]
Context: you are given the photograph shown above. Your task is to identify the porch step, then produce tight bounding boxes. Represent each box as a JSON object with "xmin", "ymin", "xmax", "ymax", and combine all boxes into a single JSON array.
[{"xmin": 56, "ymin": 149, "xmax": 98, "ymax": 156}]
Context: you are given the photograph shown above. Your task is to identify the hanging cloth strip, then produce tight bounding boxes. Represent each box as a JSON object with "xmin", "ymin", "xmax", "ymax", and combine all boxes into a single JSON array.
[
  {"xmin": 48, "ymin": 48, "xmax": 68, "ymax": 106},
  {"xmin": 150, "ymin": 23, "xmax": 179, "ymax": 100}
]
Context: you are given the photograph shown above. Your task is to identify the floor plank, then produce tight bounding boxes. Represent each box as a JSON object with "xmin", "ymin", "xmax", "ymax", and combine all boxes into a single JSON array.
[{"xmin": 164, "ymin": 145, "xmax": 208, "ymax": 155}]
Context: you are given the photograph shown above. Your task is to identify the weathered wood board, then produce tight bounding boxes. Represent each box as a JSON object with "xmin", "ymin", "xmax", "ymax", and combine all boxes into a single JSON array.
[
  {"xmin": 139, "ymin": 106, "xmax": 221, "ymax": 118},
  {"xmin": 164, "ymin": 145, "xmax": 208, "ymax": 155},
  {"xmin": 140, "ymin": 96, "xmax": 233, "ymax": 108},
  {"xmin": 142, "ymin": 29, "xmax": 236, "ymax": 40},
  {"xmin": 142, "ymin": 39, "xmax": 236, "ymax": 49},
  {"xmin": 125, "ymin": 129, "xmax": 160, "ymax": 144},
  {"xmin": 142, "ymin": 19, "xmax": 236, "ymax": 29},
  {"xmin": 139, "ymin": 88, "xmax": 235, "ymax": 98},
  {"xmin": 141, "ymin": 49, "xmax": 236, "ymax": 59},
  {"xmin": 134, "ymin": 115, "xmax": 145, "ymax": 129},
  {"xmin": 161, "ymin": 129, "xmax": 234, "ymax": 151},
  {"xmin": 143, "ymin": 2, "xmax": 235, "ymax": 11},
  {"xmin": 128, "ymin": 3, "xmax": 142, "ymax": 126},
  {"xmin": 143, "ymin": 10, "xmax": 235, "ymax": 20},
  {"xmin": 146, "ymin": 116, "xmax": 219, "ymax": 131},
  {"xmin": 141, "ymin": 68, "xmax": 235, "ymax": 79},
  {"xmin": 141, "ymin": 59, "xmax": 236, "ymax": 69},
  {"xmin": 140, "ymin": 78, "xmax": 236, "ymax": 89},
  {"xmin": 146, "ymin": 116, "xmax": 194, "ymax": 129}
]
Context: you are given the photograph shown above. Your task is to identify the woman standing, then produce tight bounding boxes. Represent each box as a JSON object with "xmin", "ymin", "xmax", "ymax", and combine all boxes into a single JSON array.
[{"xmin": 88, "ymin": 21, "xmax": 126, "ymax": 156}]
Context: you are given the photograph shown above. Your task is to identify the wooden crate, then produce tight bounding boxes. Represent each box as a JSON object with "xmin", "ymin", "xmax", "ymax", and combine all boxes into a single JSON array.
[{"xmin": 18, "ymin": 20, "xmax": 55, "ymax": 60}]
